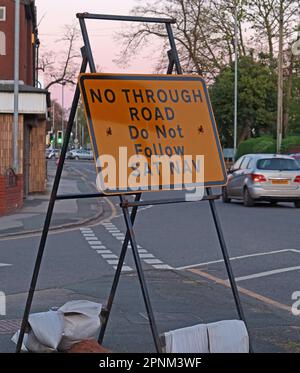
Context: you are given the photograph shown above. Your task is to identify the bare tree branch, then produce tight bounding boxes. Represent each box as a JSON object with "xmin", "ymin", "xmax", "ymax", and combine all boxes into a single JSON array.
[{"xmin": 39, "ymin": 22, "xmax": 81, "ymax": 91}]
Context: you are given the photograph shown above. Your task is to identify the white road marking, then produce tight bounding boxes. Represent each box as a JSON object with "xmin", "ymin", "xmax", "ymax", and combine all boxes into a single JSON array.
[
  {"xmin": 153, "ymin": 264, "xmax": 173, "ymax": 270},
  {"xmin": 80, "ymin": 229, "xmax": 133, "ymax": 272},
  {"xmin": 139, "ymin": 254, "xmax": 155, "ymax": 259},
  {"xmin": 175, "ymin": 249, "xmax": 295, "ymax": 270},
  {"xmin": 96, "ymin": 250, "xmax": 112, "ymax": 254},
  {"xmin": 144, "ymin": 259, "xmax": 163, "ymax": 264},
  {"xmin": 0, "ymin": 263, "xmax": 12, "ymax": 267},
  {"xmin": 113, "ymin": 205, "xmax": 154, "ymax": 219},
  {"xmin": 234, "ymin": 265, "xmax": 300, "ymax": 282},
  {"xmin": 114, "ymin": 265, "xmax": 132, "ymax": 272},
  {"xmin": 107, "ymin": 259, "xmax": 119, "ymax": 265},
  {"xmin": 102, "ymin": 254, "xmax": 118, "ymax": 259},
  {"xmin": 101, "ymin": 222, "xmax": 172, "ymax": 271}
]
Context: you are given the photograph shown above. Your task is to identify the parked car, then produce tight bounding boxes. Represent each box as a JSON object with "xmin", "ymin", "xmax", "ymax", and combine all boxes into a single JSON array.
[
  {"xmin": 66, "ymin": 149, "xmax": 94, "ymax": 160},
  {"xmin": 222, "ymin": 154, "xmax": 300, "ymax": 208},
  {"xmin": 45, "ymin": 148, "xmax": 59, "ymax": 159}
]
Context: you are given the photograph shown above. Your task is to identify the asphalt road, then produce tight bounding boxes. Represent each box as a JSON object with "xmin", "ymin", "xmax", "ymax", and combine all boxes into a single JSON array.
[{"xmin": 0, "ymin": 160, "xmax": 300, "ymax": 352}]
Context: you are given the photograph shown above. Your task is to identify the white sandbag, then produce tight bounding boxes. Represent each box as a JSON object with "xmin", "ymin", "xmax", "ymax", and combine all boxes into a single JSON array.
[
  {"xmin": 164, "ymin": 324, "xmax": 209, "ymax": 353},
  {"xmin": 207, "ymin": 320, "xmax": 249, "ymax": 353},
  {"xmin": 11, "ymin": 300, "xmax": 102, "ymax": 353},
  {"xmin": 26, "ymin": 310, "xmax": 64, "ymax": 352},
  {"xmin": 11, "ymin": 330, "xmax": 28, "ymax": 352},
  {"xmin": 25, "ymin": 310, "xmax": 64, "ymax": 353},
  {"xmin": 58, "ymin": 300, "xmax": 102, "ymax": 351},
  {"xmin": 11, "ymin": 311, "xmax": 64, "ymax": 353}
]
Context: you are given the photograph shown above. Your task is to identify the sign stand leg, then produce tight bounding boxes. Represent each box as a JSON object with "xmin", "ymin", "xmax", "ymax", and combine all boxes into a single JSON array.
[
  {"xmin": 15, "ymin": 52, "xmax": 88, "ymax": 353},
  {"xmin": 206, "ymin": 187, "xmax": 252, "ymax": 351},
  {"xmin": 98, "ymin": 193, "xmax": 142, "ymax": 344},
  {"xmin": 120, "ymin": 195, "xmax": 163, "ymax": 353},
  {"xmin": 166, "ymin": 21, "xmax": 253, "ymax": 350}
]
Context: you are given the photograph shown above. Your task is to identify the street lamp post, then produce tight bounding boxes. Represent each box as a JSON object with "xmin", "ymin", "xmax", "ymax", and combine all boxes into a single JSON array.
[
  {"xmin": 13, "ymin": 0, "xmax": 20, "ymax": 173},
  {"xmin": 61, "ymin": 81, "xmax": 66, "ymax": 134},
  {"xmin": 233, "ymin": 1, "xmax": 238, "ymax": 160},
  {"xmin": 276, "ymin": 1, "xmax": 284, "ymax": 154}
]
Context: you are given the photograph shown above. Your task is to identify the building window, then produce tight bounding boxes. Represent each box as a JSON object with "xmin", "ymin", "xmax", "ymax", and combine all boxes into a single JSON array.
[
  {"xmin": 0, "ymin": 31, "xmax": 5, "ymax": 55},
  {"xmin": 0, "ymin": 7, "xmax": 6, "ymax": 21}
]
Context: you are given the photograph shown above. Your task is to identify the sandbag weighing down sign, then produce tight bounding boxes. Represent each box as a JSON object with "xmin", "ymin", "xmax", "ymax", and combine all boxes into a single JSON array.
[{"xmin": 79, "ymin": 74, "xmax": 227, "ymax": 193}]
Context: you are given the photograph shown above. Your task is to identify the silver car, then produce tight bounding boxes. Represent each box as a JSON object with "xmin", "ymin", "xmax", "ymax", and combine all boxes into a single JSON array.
[
  {"xmin": 222, "ymin": 154, "xmax": 300, "ymax": 208},
  {"xmin": 66, "ymin": 149, "xmax": 94, "ymax": 160}
]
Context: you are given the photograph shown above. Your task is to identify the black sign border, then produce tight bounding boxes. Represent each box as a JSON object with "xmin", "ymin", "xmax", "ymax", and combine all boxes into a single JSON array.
[{"xmin": 79, "ymin": 74, "xmax": 227, "ymax": 194}]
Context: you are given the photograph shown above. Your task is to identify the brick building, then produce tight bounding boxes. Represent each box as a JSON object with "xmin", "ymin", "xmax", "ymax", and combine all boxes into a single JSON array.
[{"xmin": 0, "ymin": 0, "xmax": 48, "ymax": 216}]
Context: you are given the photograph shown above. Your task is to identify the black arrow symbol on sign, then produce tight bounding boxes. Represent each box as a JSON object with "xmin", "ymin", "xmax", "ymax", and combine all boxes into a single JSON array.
[{"xmin": 198, "ymin": 125, "xmax": 204, "ymax": 134}]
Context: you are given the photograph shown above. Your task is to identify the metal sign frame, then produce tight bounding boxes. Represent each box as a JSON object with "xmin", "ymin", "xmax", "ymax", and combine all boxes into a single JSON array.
[{"xmin": 16, "ymin": 13, "xmax": 251, "ymax": 353}]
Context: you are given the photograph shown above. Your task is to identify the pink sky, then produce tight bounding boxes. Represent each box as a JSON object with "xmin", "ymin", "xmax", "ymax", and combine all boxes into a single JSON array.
[{"xmin": 35, "ymin": 0, "xmax": 163, "ymax": 108}]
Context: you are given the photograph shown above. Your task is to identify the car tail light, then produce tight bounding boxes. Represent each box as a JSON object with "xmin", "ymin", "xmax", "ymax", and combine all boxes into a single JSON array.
[
  {"xmin": 294, "ymin": 176, "xmax": 300, "ymax": 183},
  {"xmin": 251, "ymin": 174, "xmax": 267, "ymax": 182}
]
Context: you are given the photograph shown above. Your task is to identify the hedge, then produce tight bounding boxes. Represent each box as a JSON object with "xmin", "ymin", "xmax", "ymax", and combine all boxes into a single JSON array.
[
  {"xmin": 281, "ymin": 136, "xmax": 300, "ymax": 153},
  {"xmin": 236, "ymin": 135, "xmax": 300, "ymax": 159},
  {"xmin": 236, "ymin": 136, "xmax": 276, "ymax": 159}
]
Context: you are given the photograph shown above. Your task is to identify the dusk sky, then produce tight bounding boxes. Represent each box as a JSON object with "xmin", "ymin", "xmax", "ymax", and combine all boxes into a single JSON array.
[{"xmin": 35, "ymin": 0, "xmax": 163, "ymax": 107}]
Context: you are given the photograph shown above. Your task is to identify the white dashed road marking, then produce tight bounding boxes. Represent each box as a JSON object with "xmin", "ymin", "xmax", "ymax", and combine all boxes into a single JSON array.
[
  {"xmin": 80, "ymin": 227, "xmax": 133, "ymax": 272},
  {"xmin": 101, "ymin": 222, "xmax": 173, "ymax": 270}
]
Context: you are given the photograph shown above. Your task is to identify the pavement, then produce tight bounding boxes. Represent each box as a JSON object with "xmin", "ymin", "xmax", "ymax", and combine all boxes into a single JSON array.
[{"xmin": 0, "ymin": 160, "xmax": 104, "ymax": 237}]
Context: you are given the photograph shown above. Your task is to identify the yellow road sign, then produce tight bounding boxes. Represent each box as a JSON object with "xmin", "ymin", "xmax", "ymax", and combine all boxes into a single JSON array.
[{"xmin": 79, "ymin": 74, "xmax": 227, "ymax": 194}]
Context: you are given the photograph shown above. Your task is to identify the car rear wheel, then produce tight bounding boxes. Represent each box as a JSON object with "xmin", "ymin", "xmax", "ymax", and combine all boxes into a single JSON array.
[
  {"xmin": 295, "ymin": 201, "xmax": 300, "ymax": 208},
  {"xmin": 243, "ymin": 187, "xmax": 254, "ymax": 207},
  {"xmin": 222, "ymin": 187, "xmax": 231, "ymax": 203}
]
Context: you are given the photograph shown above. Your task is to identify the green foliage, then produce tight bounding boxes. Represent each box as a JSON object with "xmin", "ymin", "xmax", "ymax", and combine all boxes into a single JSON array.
[
  {"xmin": 236, "ymin": 136, "xmax": 276, "ymax": 158},
  {"xmin": 210, "ymin": 56, "xmax": 277, "ymax": 148},
  {"xmin": 287, "ymin": 74, "xmax": 300, "ymax": 135},
  {"xmin": 237, "ymin": 135, "xmax": 300, "ymax": 158},
  {"xmin": 281, "ymin": 136, "xmax": 300, "ymax": 153},
  {"xmin": 252, "ymin": 137, "xmax": 276, "ymax": 154}
]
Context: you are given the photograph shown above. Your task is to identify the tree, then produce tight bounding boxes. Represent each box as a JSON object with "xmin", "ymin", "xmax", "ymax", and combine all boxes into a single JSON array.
[
  {"xmin": 118, "ymin": 0, "xmax": 249, "ymax": 79},
  {"xmin": 38, "ymin": 22, "xmax": 81, "ymax": 90},
  {"xmin": 246, "ymin": 0, "xmax": 298, "ymax": 62},
  {"xmin": 120, "ymin": 0, "xmax": 299, "ymax": 140},
  {"xmin": 210, "ymin": 56, "xmax": 277, "ymax": 147},
  {"xmin": 287, "ymin": 71, "xmax": 300, "ymax": 135}
]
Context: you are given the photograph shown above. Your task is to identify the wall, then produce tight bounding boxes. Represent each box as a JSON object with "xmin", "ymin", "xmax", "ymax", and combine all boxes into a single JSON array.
[
  {"xmin": 0, "ymin": 173, "xmax": 23, "ymax": 216},
  {"xmin": 29, "ymin": 118, "xmax": 46, "ymax": 193},
  {"xmin": 0, "ymin": 113, "xmax": 24, "ymax": 215},
  {"xmin": 0, "ymin": 0, "xmax": 34, "ymax": 84},
  {"xmin": 0, "ymin": 113, "xmax": 23, "ymax": 175}
]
